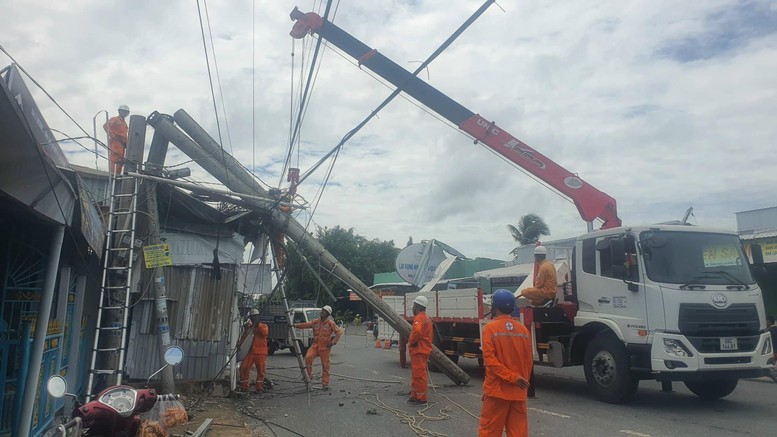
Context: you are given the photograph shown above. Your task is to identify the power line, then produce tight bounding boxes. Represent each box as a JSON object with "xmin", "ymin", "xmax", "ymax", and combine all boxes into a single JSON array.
[
  {"xmin": 196, "ymin": 0, "xmax": 230, "ymax": 189},
  {"xmin": 203, "ymin": 0, "xmax": 234, "ymax": 153},
  {"xmin": 0, "ymin": 44, "xmax": 107, "ymax": 151}
]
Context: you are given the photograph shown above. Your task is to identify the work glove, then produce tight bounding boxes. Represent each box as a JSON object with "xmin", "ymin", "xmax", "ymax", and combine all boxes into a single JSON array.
[{"xmin": 516, "ymin": 376, "xmax": 530, "ymax": 389}]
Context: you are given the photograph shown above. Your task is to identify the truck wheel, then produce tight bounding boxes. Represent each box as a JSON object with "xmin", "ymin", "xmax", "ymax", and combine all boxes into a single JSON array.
[
  {"xmin": 583, "ymin": 331, "xmax": 638, "ymax": 403},
  {"xmin": 684, "ymin": 379, "xmax": 738, "ymax": 400},
  {"xmin": 268, "ymin": 342, "xmax": 276, "ymax": 356}
]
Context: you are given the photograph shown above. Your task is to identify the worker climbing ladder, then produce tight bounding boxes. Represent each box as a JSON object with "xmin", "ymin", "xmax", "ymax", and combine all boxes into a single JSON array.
[{"xmin": 86, "ymin": 172, "xmax": 141, "ymax": 400}]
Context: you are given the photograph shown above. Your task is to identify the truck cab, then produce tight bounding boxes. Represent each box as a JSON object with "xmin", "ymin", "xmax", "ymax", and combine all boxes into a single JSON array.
[{"xmin": 531, "ymin": 225, "xmax": 772, "ymax": 402}]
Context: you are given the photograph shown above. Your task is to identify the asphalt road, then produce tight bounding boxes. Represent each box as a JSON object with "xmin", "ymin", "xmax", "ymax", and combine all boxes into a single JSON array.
[{"xmin": 236, "ymin": 333, "xmax": 777, "ymax": 437}]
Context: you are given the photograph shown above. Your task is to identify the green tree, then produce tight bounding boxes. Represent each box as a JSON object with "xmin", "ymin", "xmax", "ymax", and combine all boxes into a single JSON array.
[
  {"xmin": 282, "ymin": 226, "xmax": 399, "ymax": 303},
  {"xmin": 507, "ymin": 213, "xmax": 550, "ymax": 255}
]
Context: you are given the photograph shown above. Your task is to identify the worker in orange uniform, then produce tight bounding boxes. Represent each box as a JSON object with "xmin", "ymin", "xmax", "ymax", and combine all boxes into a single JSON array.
[
  {"xmin": 103, "ymin": 104, "xmax": 130, "ymax": 175},
  {"xmin": 294, "ymin": 305, "xmax": 341, "ymax": 390},
  {"xmin": 408, "ymin": 295, "xmax": 433, "ymax": 405},
  {"xmin": 519, "ymin": 245, "xmax": 557, "ymax": 306},
  {"xmin": 238, "ymin": 308, "xmax": 270, "ymax": 391},
  {"xmin": 479, "ymin": 289, "xmax": 533, "ymax": 437}
]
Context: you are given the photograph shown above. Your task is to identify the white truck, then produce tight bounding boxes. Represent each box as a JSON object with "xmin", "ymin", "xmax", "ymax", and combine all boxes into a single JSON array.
[
  {"xmin": 289, "ymin": 9, "xmax": 773, "ymax": 402},
  {"xmin": 258, "ymin": 303, "xmax": 321, "ymax": 355},
  {"xmin": 380, "ymin": 225, "xmax": 772, "ymax": 403}
]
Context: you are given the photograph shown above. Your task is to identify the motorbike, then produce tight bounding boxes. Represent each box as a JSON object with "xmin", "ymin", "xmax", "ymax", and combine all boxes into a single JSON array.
[{"xmin": 45, "ymin": 345, "xmax": 184, "ymax": 436}]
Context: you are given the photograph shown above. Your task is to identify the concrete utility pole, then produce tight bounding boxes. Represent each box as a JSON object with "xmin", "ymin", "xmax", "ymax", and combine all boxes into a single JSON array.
[
  {"xmin": 148, "ymin": 110, "xmax": 470, "ymax": 385},
  {"xmin": 142, "ymin": 126, "xmax": 175, "ymax": 393}
]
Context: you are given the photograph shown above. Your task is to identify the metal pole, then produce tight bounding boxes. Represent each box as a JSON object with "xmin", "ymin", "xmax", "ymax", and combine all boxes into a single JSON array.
[
  {"xmin": 150, "ymin": 113, "xmax": 469, "ymax": 385},
  {"xmin": 93, "ymin": 110, "xmax": 108, "ymax": 171},
  {"xmin": 16, "ymin": 225, "xmax": 65, "ymax": 437}
]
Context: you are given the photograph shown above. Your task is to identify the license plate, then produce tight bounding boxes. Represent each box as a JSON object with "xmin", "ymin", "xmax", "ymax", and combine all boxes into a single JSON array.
[{"xmin": 720, "ymin": 337, "xmax": 738, "ymax": 351}]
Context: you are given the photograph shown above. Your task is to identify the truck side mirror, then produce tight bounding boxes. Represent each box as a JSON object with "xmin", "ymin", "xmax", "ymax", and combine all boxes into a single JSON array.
[
  {"xmin": 612, "ymin": 264, "xmax": 627, "ymax": 279},
  {"xmin": 751, "ymin": 243, "xmax": 764, "ymax": 265},
  {"xmin": 609, "ymin": 238, "xmax": 626, "ymax": 265}
]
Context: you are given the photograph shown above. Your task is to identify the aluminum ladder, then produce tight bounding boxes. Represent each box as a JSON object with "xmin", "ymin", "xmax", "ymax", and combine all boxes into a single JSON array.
[{"xmin": 86, "ymin": 173, "xmax": 140, "ymax": 401}]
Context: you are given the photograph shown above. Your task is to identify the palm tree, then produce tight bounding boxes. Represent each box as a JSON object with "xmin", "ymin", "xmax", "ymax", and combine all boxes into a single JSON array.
[{"xmin": 507, "ymin": 213, "xmax": 550, "ymax": 255}]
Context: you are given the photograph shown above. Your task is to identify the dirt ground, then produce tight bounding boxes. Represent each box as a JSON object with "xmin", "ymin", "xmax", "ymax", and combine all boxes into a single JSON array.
[{"xmin": 163, "ymin": 394, "xmax": 271, "ymax": 437}]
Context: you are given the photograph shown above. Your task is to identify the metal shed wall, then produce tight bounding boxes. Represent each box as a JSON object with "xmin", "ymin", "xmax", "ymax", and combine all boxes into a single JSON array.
[{"xmin": 125, "ymin": 265, "xmax": 239, "ymax": 381}]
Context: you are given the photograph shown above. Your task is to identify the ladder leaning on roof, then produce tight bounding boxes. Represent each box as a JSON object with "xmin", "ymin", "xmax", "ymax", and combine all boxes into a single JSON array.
[{"xmin": 86, "ymin": 170, "xmax": 140, "ymax": 401}]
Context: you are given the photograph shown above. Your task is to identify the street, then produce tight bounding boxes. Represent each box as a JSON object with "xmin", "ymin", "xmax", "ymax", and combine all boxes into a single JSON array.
[{"xmin": 192, "ymin": 332, "xmax": 776, "ymax": 437}]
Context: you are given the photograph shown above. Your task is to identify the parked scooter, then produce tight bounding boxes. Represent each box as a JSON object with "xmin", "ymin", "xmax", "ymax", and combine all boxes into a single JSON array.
[{"xmin": 45, "ymin": 345, "xmax": 184, "ymax": 436}]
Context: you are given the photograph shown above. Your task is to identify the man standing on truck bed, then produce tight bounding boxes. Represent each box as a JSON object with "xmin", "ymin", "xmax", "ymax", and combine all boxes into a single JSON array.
[
  {"xmin": 519, "ymin": 245, "xmax": 557, "ymax": 306},
  {"xmin": 408, "ymin": 295, "xmax": 433, "ymax": 405},
  {"xmin": 479, "ymin": 289, "xmax": 533, "ymax": 437},
  {"xmin": 294, "ymin": 305, "xmax": 341, "ymax": 390},
  {"xmin": 238, "ymin": 308, "xmax": 270, "ymax": 392}
]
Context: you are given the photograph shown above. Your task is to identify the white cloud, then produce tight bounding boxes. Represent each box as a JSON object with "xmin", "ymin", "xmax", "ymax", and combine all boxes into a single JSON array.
[{"xmin": 2, "ymin": 0, "xmax": 775, "ymax": 262}]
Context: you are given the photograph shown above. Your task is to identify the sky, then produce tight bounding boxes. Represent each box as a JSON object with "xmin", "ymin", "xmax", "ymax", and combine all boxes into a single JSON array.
[{"xmin": 2, "ymin": 0, "xmax": 776, "ymax": 262}]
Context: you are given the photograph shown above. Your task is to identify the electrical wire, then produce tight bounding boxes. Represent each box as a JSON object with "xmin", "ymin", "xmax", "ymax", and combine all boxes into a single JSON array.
[
  {"xmin": 279, "ymin": 0, "xmax": 335, "ymax": 185},
  {"xmin": 196, "ymin": 0, "xmax": 231, "ymax": 190},
  {"xmin": 203, "ymin": 0, "xmax": 234, "ymax": 153},
  {"xmin": 313, "ymin": 38, "xmax": 586, "ymax": 221},
  {"xmin": 0, "ymin": 44, "xmax": 103, "ymax": 147}
]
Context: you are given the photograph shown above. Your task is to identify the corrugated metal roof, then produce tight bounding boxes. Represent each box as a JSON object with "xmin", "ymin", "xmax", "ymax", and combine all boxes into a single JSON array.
[{"xmin": 739, "ymin": 230, "xmax": 777, "ymax": 240}]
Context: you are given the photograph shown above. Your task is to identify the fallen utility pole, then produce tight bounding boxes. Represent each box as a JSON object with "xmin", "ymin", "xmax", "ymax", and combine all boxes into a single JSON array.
[{"xmin": 147, "ymin": 110, "xmax": 470, "ymax": 385}]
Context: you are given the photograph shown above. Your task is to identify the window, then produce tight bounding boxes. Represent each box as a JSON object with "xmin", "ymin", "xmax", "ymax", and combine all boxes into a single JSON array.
[
  {"xmin": 581, "ymin": 239, "xmax": 596, "ymax": 274},
  {"xmin": 293, "ymin": 311, "xmax": 306, "ymax": 324},
  {"xmin": 596, "ymin": 236, "xmax": 640, "ymax": 280}
]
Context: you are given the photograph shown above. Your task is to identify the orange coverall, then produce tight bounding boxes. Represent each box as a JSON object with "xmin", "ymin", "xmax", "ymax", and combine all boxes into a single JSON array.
[
  {"xmin": 103, "ymin": 115, "xmax": 128, "ymax": 174},
  {"xmin": 408, "ymin": 310, "xmax": 433, "ymax": 402},
  {"xmin": 520, "ymin": 259, "xmax": 557, "ymax": 306},
  {"xmin": 296, "ymin": 318, "xmax": 341, "ymax": 386},
  {"xmin": 479, "ymin": 314, "xmax": 533, "ymax": 437},
  {"xmin": 239, "ymin": 321, "xmax": 269, "ymax": 390}
]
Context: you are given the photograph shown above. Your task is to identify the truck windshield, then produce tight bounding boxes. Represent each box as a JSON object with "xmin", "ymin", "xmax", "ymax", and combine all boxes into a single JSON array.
[
  {"xmin": 640, "ymin": 231, "xmax": 755, "ymax": 287},
  {"xmin": 306, "ymin": 310, "xmax": 321, "ymax": 321}
]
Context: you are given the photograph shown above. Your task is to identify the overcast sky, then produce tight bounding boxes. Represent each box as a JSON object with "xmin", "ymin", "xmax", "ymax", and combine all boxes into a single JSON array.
[{"xmin": 2, "ymin": 0, "xmax": 776, "ymax": 261}]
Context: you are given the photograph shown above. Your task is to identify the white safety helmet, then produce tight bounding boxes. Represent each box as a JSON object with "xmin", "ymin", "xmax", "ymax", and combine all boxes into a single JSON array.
[
  {"xmin": 413, "ymin": 295, "xmax": 428, "ymax": 308},
  {"xmin": 534, "ymin": 245, "xmax": 548, "ymax": 256},
  {"xmin": 322, "ymin": 305, "xmax": 333, "ymax": 315},
  {"xmin": 249, "ymin": 308, "xmax": 260, "ymax": 316},
  {"xmin": 118, "ymin": 104, "xmax": 130, "ymax": 112}
]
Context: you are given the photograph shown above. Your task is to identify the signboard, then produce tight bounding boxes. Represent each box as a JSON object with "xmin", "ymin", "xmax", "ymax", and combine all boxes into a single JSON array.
[
  {"xmin": 143, "ymin": 243, "xmax": 173, "ymax": 268},
  {"xmin": 75, "ymin": 175, "xmax": 105, "ymax": 258},
  {"xmin": 702, "ymin": 244, "xmax": 740, "ymax": 268},
  {"xmin": 743, "ymin": 238, "xmax": 777, "ymax": 264},
  {"xmin": 395, "ymin": 242, "xmax": 447, "ymax": 286}
]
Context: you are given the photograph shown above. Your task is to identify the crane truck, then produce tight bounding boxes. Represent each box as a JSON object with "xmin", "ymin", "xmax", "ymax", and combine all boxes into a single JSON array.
[{"xmin": 289, "ymin": 7, "xmax": 773, "ymax": 403}]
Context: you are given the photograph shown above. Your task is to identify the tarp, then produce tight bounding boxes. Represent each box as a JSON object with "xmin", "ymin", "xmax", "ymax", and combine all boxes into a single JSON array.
[
  {"xmin": 474, "ymin": 262, "xmax": 534, "ymax": 280},
  {"xmin": 161, "ymin": 231, "xmax": 245, "ymax": 265}
]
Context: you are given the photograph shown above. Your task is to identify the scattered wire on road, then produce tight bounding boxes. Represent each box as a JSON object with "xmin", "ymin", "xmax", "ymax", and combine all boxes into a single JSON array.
[
  {"xmin": 237, "ymin": 406, "xmax": 304, "ymax": 437},
  {"xmin": 427, "ymin": 368, "xmax": 480, "ymax": 421},
  {"xmin": 357, "ymin": 392, "xmax": 451, "ymax": 437},
  {"xmin": 330, "ymin": 372, "xmax": 402, "ymax": 384}
]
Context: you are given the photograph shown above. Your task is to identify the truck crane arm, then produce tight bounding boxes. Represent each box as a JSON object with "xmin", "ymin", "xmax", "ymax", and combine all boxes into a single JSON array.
[{"xmin": 289, "ymin": 8, "xmax": 621, "ymax": 229}]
